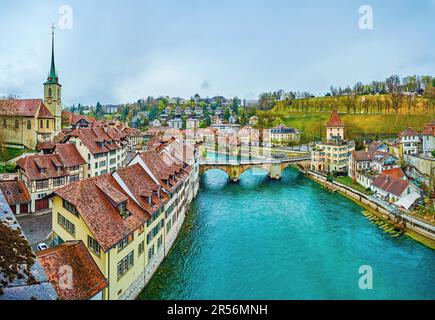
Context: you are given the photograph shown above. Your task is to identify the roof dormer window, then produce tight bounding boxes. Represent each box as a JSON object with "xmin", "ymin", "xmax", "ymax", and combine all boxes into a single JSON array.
[{"xmin": 118, "ymin": 201, "xmax": 130, "ymax": 219}]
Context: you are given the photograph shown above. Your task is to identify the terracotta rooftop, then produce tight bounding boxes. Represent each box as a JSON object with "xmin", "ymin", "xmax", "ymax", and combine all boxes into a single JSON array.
[
  {"xmin": 66, "ymin": 127, "xmax": 125, "ymax": 155},
  {"xmin": 36, "ymin": 141, "xmax": 55, "ymax": 152},
  {"xmin": 352, "ymin": 150, "xmax": 372, "ymax": 162},
  {"xmin": 326, "ymin": 110, "xmax": 345, "ymax": 127},
  {"xmin": 398, "ymin": 127, "xmax": 418, "ymax": 137},
  {"xmin": 54, "ymin": 174, "xmax": 148, "ymax": 251},
  {"xmin": 0, "ymin": 181, "xmax": 31, "ymax": 206},
  {"xmin": 53, "ymin": 143, "xmax": 86, "ymax": 167},
  {"xmin": 0, "ymin": 99, "xmax": 53, "ymax": 118},
  {"xmin": 352, "ymin": 150, "xmax": 395, "ymax": 164},
  {"xmin": 372, "ymin": 174, "xmax": 409, "ymax": 197},
  {"xmin": 115, "ymin": 164, "xmax": 165, "ymax": 211},
  {"xmin": 421, "ymin": 121, "xmax": 435, "ymax": 136},
  {"xmin": 37, "ymin": 104, "xmax": 55, "ymax": 119},
  {"xmin": 17, "ymin": 154, "xmax": 68, "ymax": 181},
  {"xmin": 36, "ymin": 241, "xmax": 108, "ymax": 300},
  {"xmin": 382, "ymin": 167, "xmax": 406, "ymax": 179}
]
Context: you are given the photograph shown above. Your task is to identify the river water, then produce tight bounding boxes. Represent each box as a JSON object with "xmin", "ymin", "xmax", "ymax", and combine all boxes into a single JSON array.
[{"xmin": 139, "ymin": 168, "xmax": 435, "ymax": 300}]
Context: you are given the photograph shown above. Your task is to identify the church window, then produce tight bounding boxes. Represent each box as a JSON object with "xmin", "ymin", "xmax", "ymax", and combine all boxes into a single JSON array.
[
  {"xmin": 48, "ymin": 87, "xmax": 52, "ymax": 97},
  {"xmin": 27, "ymin": 120, "xmax": 31, "ymax": 130},
  {"xmin": 40, "ymin": 120, "xmax": 43, "ymax": 128},
  {"xmin": 46, "ymin": 120, "xmax": 50, "ymax": 128},
  {"xmin": 15, "ymin": 119, "xmax": 19, "ymax": 129}
]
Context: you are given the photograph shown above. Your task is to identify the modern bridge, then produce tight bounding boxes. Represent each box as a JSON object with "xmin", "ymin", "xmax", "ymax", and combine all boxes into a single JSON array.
[{"xmin": 199, "ymin": 155, "xmax": 311, "ymax": 183}]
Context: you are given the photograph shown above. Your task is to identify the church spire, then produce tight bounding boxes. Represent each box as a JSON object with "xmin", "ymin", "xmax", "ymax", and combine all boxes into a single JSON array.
[{"xmin": 45, "ymin": 23, "xmax": 58, "ymax": 84}]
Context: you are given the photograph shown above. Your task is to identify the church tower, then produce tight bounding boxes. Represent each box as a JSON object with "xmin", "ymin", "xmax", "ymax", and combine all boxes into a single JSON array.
[{"xmin": 44, "ymin": 25, "xmax": 62, "ymax": 133}]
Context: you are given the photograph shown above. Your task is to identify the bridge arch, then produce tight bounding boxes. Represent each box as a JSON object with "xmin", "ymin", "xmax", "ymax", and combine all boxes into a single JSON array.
[{"xmin": 238, "ymin": 165, "xmax": 270, "ymax": 178}]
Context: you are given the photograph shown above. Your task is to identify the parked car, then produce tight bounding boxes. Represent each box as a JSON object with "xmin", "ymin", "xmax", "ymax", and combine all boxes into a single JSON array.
[{"xmin": 37, "ymin": 243, "xmax": 49, "ymax": 251}]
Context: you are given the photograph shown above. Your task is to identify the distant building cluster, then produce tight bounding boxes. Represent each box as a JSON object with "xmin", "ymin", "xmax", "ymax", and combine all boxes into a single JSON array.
[{"xmin": 310, "ymin": 110, "xmax": 434, "ymax": 211}]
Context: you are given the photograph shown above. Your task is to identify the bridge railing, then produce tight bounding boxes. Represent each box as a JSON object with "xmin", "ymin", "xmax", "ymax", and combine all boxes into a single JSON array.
[{"xmin": 199, "ymin": 156, "xmax": 311, "ymax": 166}]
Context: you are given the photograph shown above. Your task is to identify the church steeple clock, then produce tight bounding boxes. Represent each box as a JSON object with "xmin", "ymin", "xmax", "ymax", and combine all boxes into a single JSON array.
[{"xmin": 43, "ymin": 24, "xmax": 62, "ymax": 133}]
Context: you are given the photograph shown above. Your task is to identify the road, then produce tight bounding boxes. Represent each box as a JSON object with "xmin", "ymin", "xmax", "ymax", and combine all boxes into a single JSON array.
[{"xmin": 16, "ymin": 211, "xmax": 52, "ymax": 250}]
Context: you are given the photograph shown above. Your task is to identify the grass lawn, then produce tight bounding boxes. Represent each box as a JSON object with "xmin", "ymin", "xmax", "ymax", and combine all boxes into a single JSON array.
[
  {"xmin": 0, "ymin": 148, "xmax": 35, "ymax": 162},
  {"xmin": 334, "ymin": 176, "xmax": 370, "ymax": 194},
  {"xmin": 277, "ymin": 112, "xmax": 434, "ymax": 141}
]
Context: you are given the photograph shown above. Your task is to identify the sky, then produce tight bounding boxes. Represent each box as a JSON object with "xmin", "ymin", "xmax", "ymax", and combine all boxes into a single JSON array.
[{"xmin": 0, "ymin": 0, "xmax": 434, "ymax": 106}]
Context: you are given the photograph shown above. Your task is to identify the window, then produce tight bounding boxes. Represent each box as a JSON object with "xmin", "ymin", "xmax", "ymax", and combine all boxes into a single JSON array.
[
  {"xmin": 70, "ymin": 174, "xmax": 80, "ymax": 183},
  {"xmin": 36, "ymin": 180, "xmax": 49, "ymax": 190},
  {"xmin": 147, "ymin": 219, "xmax": 164, "ymax": 244},
  {"xmin": 46, "ymin": 120, "xmax": 50, "ymax": 128},
  {"xmin": 88, "ymin": 236, "xmax": 101, "ymax": 256},
  {"xmin": 48, "ymin": 87, "xmax": 52, "ymax": 97},
  {"xmin": 57, "ymin": 213, "xmax": 75, "ymax": 236},
  {"xmin": 148, "ymin": 244, "xmax": 155, "ymax": 261},
  {"xmin": 69, "ymin": 165, "xmax": 79, "ymax": 172},
  {"xmin": 27, "ymin": 120, "xmax": 31, "ymax": 130},
  {"xmin": 117, "ymin": 233, "xmax": 134, "ymax": 252},
  {"xmin": 40, "ymin": 119, "xmax": 43, "ymax": 128},
  {"xmin": 138, "ymin": 241, "xmax": 145, "ymax": 256},
  {"xmin": 53, "ymin": 177, "xmax": 65, "ymax": 187},
  {"xmin": 2, "ymin": 119, "xmax": 6, "ymax": 128},
  {"xmin": 95, "ymin": 162, "xmax": 99, "ymax": 169},
  {"xmin": 117, "ymin": 251, "xmax": 134, "ymax": 280},
  {"xmin": 62, "ymin": 199, "xmax": 79, "ymax": 216},
  {"xmin": 15, "ymin": 119, "xmax": 19, "ymax": 129},
  {"xmin": 138, "ymin": 225, "xmax": 145, "ymax": 235},
  {"xmin": 157, "ymin": 235, "xmax": 163, "ymax": 249}
]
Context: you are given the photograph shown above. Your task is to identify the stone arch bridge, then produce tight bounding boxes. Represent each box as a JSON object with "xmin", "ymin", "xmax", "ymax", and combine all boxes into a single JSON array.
[{"xmin": 199, "ymin": 156, "xmax": 311, "ymax": 183}]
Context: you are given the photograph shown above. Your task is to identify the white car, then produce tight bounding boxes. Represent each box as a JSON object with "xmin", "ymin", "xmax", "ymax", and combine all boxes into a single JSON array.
[{"xmin": 37, "ymin": 243, "xmax": 49, "ymax": 251}]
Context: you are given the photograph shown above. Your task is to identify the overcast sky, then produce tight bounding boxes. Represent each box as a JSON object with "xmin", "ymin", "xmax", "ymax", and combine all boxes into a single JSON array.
[{"xmin": 0, "ymin": 0, "xmax": 434, "ymax": 105}]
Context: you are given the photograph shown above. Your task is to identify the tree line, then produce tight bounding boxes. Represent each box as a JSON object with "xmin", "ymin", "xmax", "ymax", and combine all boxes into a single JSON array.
[{"xmin": 257, "ymin": 75, "xmax": 435, "ymax": 115}]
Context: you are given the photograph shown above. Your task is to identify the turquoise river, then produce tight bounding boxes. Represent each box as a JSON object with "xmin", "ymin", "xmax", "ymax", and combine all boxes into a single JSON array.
[{"xmin": 139, "ymin": 168, "xmax": 435, "ymax": 300}]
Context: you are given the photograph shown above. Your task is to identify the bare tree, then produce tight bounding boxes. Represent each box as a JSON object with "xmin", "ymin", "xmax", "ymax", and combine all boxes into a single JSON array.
[{"xmin": 386, "ymin": 75, "xmax": 403, "ymax": 113}]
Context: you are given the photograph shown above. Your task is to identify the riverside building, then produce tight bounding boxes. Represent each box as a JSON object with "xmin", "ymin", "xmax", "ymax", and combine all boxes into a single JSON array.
[
  {"xmin": 50, "ymin": 138, "xmax": 199, "ymax": 300},
  {"xmin": 310, "ymin": 110, "xmax": 355, "ymax": 174}
]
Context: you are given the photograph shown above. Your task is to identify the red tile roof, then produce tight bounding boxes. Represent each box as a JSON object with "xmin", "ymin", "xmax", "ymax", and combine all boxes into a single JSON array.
[
  {"xmin": 372, "ymin": 174, "xmax": 409, "ymax": 197},
  {"xmin": 326, "ymin": 110, "xmax": 345, "ymax": 127},
  {"xmin": 66, "ymin": 127, "xmax": 125, "ymax": 155},
  {"xmin": 37, "ymin": 104, "xmax": 55, "ymax": 119},
  {"xmin": 53, "ymin": 143, "xmax": 86, "ymax": 167},
  {"xmin": 0, "ymin": 99, "xmax": 54, "ymax": 118},
  {"xmin": 352, "ymin": 151, "xmax": 372, "ymax": 162},
  {"xmin": 36, "ymin": 241, "xmax": 108, "ymax": 300},
  {"xmin": 352, "ymin": 150, "xmax": 395, "ymax": 164},
  {"xmin": 36, "ymin": 141, "xmax": 55, "ymax": 152},
  {"xmin": 115, "ymin": 164, "xmax": 165, "ymax": 210},
  {"xmin": 139, "ymin": 150, "xmax": 186, "ymax": 192},
  {"xmin": 421, "ymin": 121, "xmax": 435, "ymax": 136},
  {"xmin": 398, "ymin": 127, "xmax": 418, "ymax": 137},
  {"xmin": 382, "ymin": 167, "xmax": 405, "ymax": 179},
  {"xmin": 0, "ymin": 181, "xmax": 31, "ymax": 205},
  {"xmin": 17, "ymin": 154, "xmax": 68, "ymax": 181},
  {"xmin": 54, "ymin": 174, "xmax": 148, "ymax": 251}
]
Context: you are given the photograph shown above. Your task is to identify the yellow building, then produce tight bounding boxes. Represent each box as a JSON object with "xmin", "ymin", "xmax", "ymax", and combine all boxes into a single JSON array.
[
  {"xmin": 0, "ymin": 29, "xmax": 61, "ymax": 149},
  {"xmin": 311, "ymin": 110, "xmax": 355, "ymax": 174},
  {"xmin": 51, "ymin": 141, "xmax": 199, "ymax": 300},
  {"xmin": 0, "ymin": 99, "xmax": 55, "ymax": 149}
]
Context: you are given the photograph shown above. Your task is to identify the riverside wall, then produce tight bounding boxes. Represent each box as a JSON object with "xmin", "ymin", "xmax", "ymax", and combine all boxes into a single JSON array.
[{"xmin": 306, "ymin": 171, "xmax": 435, "ymax": 244}]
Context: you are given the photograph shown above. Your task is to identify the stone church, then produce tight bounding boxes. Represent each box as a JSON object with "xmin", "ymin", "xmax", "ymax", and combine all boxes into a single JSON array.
[{"xmin": 0, "ymin": 29, "xmax": 62, "ymax": 149}]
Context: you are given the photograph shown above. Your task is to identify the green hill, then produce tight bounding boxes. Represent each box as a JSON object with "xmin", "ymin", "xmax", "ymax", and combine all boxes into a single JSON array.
[{"xmin": 262, "ymin": 112, "xmax": 434, "ymax": 141}]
